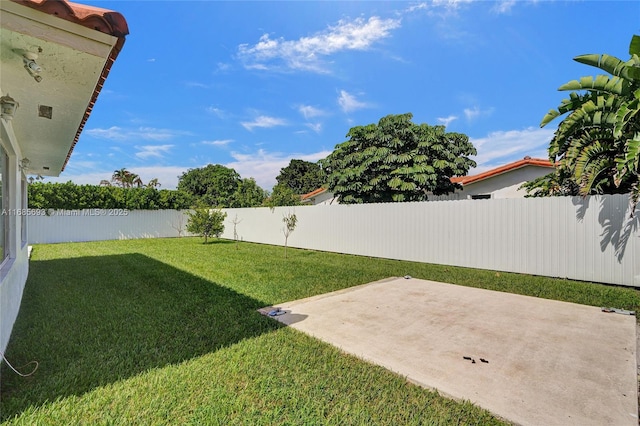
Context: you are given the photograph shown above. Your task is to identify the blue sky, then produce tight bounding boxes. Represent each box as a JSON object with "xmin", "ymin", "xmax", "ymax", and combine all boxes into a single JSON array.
[{"xmin": 50, "ymin": 0, "xmax": 640, "ymax": 191}]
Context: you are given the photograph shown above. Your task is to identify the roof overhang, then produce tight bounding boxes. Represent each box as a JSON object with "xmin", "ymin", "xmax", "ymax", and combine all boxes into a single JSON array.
[{"xmin": 0, "ymin": 0, "xmax": 128, "ymax": 176}]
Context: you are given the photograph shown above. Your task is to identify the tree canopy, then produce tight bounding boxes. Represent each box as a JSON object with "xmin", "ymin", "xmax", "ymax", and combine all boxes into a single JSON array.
[
  {"xmin": 186, "ymin": 204, "xmax": 226, "ymax": 244},
  {"xmin": 177, "ymin": 164, "xmax": 265, "ymax": 207},
  {"xmin": 111, "ymin": 168, "xmax": 143, "ymax": 188},
  {"xmin": 275, "ymin": 159, "xmax": 325, "ymax": 195},
  {"xmin": 263, "ymin": 183, "xmax": 302, "ymax": 207},
  {"xmin": 531, "ymin": 34, "xmax": 640, "ymax": 204},
  {"xmin": 230, "ymin": 178, "xmax": 268, "ymax": 208},
  {"xmin": 319, "ymin": 113, "xmax": 476, "ymax": 203},
  {"xmin": 28, "ymin": 182, "xmax": 194, "ymax": 210}
]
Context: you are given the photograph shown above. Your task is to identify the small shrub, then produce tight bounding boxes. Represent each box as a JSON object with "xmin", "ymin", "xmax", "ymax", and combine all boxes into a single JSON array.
[{"xmin": 186, "ymin": 205, "xmax": 226, "ymax": 243}]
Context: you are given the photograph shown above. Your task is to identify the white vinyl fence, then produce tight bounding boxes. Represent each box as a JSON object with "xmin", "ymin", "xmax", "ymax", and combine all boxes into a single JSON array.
[
  {"xmin": 28, "ymin": 209, "xmax": 192, "ymax": 243},
  {"xmin": 28, "ymin": 195, "xmax": 640, "ymax": 287}
]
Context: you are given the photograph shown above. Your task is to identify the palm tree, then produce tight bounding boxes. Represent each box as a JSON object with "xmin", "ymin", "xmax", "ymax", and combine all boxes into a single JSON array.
[
  {"xmin": 111, "ymin": 168, "xmax": 129, "ymax": 188},
  {"xmin": 131, "ymin": 174, "xmax": 144, "ymax": 188},
  {"xmin": 146, "ymin": 178, "xmax": 161, "ymax": 189},
  {"xmin": 540, "ymin": 34, "xmax": 640, "ymax": 205}
]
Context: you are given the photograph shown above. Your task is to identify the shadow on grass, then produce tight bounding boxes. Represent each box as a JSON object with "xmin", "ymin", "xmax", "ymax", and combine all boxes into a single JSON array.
[
  {"xmin": 200, "ymin": 238, "xmax": 235, "ymax": 245},
  {"xmin": 0, "ymin": 253, "xmax": 281, "ymax": 421}
]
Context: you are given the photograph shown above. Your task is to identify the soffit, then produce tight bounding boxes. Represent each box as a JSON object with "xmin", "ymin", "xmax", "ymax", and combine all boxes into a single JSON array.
[{"xmin": 0, "ymin": 0, "xmax": 127, "ymax": 176}]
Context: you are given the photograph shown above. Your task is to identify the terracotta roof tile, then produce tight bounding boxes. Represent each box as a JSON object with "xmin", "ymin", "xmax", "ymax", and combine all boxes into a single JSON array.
[
  {"xmin": 9, "ymin": 0, "xmax": 129, "ymax": 171},
  {"xmin": 301, "ymin": 187, "xmax": 327, "ymax": 200},
  {"xmin": 451, "ymin": 157, "xmax": 555, "ymax": 186},
  {"xmin": 11, "ymin": 0, "xmax": 129, "ymax": 37}
]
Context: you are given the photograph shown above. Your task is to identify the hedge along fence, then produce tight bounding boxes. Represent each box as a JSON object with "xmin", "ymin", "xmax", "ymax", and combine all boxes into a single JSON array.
[
  {"xmin": 27, "ymin": 182, "xmax": 195, "ymax": 210},
  {"xmin": 28, "ymin": 195, "xmax": 640, "ymax": 287}
]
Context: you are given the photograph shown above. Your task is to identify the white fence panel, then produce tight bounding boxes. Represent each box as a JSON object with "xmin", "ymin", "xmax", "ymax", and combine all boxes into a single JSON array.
[
  {"xmin": 28, "ymin": 196, "xmax": 640, "ymax": 287},
  {"xmin": 28, "ymin": 209, "xmax": 190, "ymax": 244},
  {"xmin": 221, "ymin": 195, "xmax": 639, "ymax": 287}
]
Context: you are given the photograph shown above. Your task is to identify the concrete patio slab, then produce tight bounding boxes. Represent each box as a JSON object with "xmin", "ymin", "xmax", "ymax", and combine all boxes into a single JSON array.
[{"xmin": 262, "ymin": 277, "xmax": 638, "ymax": 426}]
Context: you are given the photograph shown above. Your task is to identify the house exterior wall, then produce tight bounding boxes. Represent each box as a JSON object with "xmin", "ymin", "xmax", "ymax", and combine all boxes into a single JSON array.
[
  {"xmin": 306, "ymin": 191, "xmax": 337, "ymax": 205},
  {"xmin": 430, "ymin": 165, "xmax": 553, "ymax": 200},
  {"xmin": 0, "ymin": 116, "xmax": 30, "ymax": 355}
]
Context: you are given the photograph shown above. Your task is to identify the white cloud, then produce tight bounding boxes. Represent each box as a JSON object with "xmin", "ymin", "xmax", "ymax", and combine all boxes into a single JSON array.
[
  {"xmin": 468, "ymin": 127, "xmax": 554, "ymax": 173},
  {"xmin": 298, "ymin": 104, "xmax": 326, "ymax": 119},
  {"xmin": 184, "ymin": 81, "xmax": 211, "ymax": 89},
  {"xmin": 405, "ymin": 3, "xmax": 428, "ymax": 13},
  {"xmin": 237, "ymin": 16, "xmax": 401, "ymax": 72},
  {"xmin": 86, "ymin": 126, "xmax": 190, "ymax": 141},
  {"xmin": 338, "ymin": 90, "xmax": 371, "ymax": 113},
  {"xmin": 306, "ymin": 123, "xmax": 323, "ymax": 133},
  {"xmin": 216, "ymin": 62, "xmax": 231, "ymax": 72},
  {"xmin": 431, "ymin": 0, "xmax": 475, "ymax": 12},
  {"xmin": 492, "ymin": 0, "xmax": 516, "ymax": 14},
  {"xmin": 437, "ymin": 115, "xmax": 458, "ymax": 127},
  {"xmin": 464, "ymin": 107, "xmax": 481, "ymax": 120},
  {"xmin": 464, "ymin": 106, "xmax": 494, "ymax": 121},
  {"xmin": 226, "ymin": 149, "xmax": 332, "ymax": 190},
  {"xmin": 206, "ymin": 107, "xmax": 226, "ymax": 118},
  {"xmin": 135, "ymin": 144, "xmax": 174, "ymax": 159},
  {"xmin": 202, "ymin": 139, "xmax": 233, "ymax": 146},
  {"xmin": 241, "ymin": 115, "xmax": 287, "ymax": 131}
]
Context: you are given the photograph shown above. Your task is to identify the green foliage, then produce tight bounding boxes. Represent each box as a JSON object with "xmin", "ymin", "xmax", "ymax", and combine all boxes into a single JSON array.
[
  {"xmin": 263, "ymin": 183, "xmax": 302, "ymax": 207},
  {"xmin": 111, "ymin": 168, "xmax": 144, "ymax": 188},
  {"xmin": 178, "ymin": 164, "xmax": 265, "ymax": 208},
  {"xmin": 539, "ymin": 34, "xmax": 640, "ymax": 206},
  {"xmin": 319, "ymin": 113, "xmax": 476, "ymax": 203},
  {"xmin": 282, "ymin": 211, "xmax": 297, "ymax": 258},
  {"xmin": 520, "ymin": 170, "xmax": 579, "ymax": 197},
  {"xmin": 27, "ymin": 182, "xmax": 194, "ymax": 210},
  {"xmin": 186, "ymin": 205, "xmax": 227, "ymax": 243},
  {"xmin": 230, "ymin": 178, "xmax": 267, "ymax": 208},
  {"xmin": 275, "ymin": 159, "xmax": 326, "ymax": 194}
]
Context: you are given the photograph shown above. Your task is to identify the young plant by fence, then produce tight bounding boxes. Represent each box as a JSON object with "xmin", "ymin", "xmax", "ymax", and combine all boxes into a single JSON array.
[
  {"xmin": 186, "ymin": 206, "xmax": 226, "ymax": 244},
  {"xmin": 282, "ymin": 212, "xmax": 297, "ymax": 258}
]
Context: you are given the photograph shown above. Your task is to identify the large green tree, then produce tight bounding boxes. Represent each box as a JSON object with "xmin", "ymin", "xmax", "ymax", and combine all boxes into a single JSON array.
[
  {"xmin": 275, "ymin": 159, "xmax": 325, "ymax": 195},
  {"xmin": 263, "ymin": 183, "xmax": 302, "ymax": 207},
  {"xmin": 319, "ymin": 113, "xmax": 476, "ymax": 203},
  {"xmin": 178, "ymin": 164, "xmax": 266, "ymax": 208},
  {"xmin": 534, "ymin": 34, "xmax": 640, "ymax": 204},
  {"xmin": 230, "ymin": 178, "xmax": 267, "ymax": 208},
  {"xmin": 178, "ymin": 164, "xmax": 242, "ymax": 207}
]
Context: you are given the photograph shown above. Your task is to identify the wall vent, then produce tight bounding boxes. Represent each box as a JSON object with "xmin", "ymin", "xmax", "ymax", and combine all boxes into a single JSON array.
[{"xmin": 38, "ymin": 105, "xmax": 52, "ymax": 119}]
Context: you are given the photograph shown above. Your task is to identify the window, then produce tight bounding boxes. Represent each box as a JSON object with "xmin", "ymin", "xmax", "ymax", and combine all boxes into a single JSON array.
[{"xmin": 470, "ymin": 194, "xmax": 491, "ymax": 200}]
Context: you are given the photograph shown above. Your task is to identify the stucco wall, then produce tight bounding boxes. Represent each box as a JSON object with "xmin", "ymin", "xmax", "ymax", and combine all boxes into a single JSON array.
[{"xmin": 0, "ymin": 116, "xmax": 30, "ymax": 356}]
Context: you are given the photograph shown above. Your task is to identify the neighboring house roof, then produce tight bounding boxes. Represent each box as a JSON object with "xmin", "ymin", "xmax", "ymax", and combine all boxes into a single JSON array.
[
  {"xmin": 5, "ymin": 0, "xmax": 129, "ymax": 172},
  {"xmin": 302, "ymin": 157, "xmax": 555, "ymax": 201},
  {"xmin": 451, "ymin": 157, "xmax": 554, "ymax": 186},
  {"xmin": 301, "ymin": 187, "xmax": 328, "ymax": 201}
]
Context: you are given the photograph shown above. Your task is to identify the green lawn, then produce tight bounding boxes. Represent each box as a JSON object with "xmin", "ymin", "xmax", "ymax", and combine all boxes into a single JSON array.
[{"xmin": 1, "ymin": 238, "xmax": 638, "ymax": 424}]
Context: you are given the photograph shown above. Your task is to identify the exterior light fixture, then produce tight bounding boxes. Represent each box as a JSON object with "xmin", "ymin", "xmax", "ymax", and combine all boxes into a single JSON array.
[
  {"xmin": 23, "ymin": 52, "xmax": 43, "ymax": 83},
  {"xmin": 19, "ymin": 158, "xmax": 30, "ymax": 171},
  {"xmin": 0, "ymin": 94, "xmax": 19, "ymax": 120}
]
